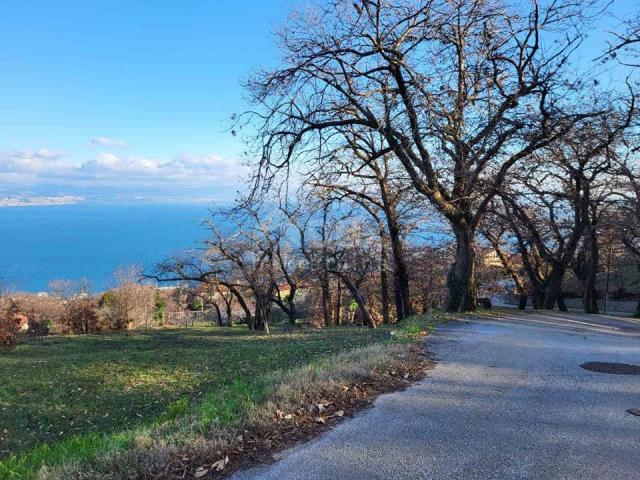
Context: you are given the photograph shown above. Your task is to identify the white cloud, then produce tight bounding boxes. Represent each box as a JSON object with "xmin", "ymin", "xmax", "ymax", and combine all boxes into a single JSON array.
[
  {"xmin": 0, "ymin": 148, "xmax": 247, "ymax": 194},
  {"xmin": 77, "ymin": 153, "xmax": 243, "ymax": 183},
  {"xmin": 0, "ymin": 148, "xmax": 66, "ymax": 173},
  {"xmin": 89, "ymin": 137, "xmax": 127, "ymax": 149}
]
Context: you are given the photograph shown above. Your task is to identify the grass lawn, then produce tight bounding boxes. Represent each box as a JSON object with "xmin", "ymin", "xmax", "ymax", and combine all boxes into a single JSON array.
[{"xmin": 0, "ymin": 317, "xmax": 444, "ymax": 479}]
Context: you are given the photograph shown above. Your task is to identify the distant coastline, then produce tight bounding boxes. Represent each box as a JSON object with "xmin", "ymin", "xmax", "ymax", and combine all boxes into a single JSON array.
[{"xmin": 0, "ymin": 196, "xmax": 85, "ymax": 208}]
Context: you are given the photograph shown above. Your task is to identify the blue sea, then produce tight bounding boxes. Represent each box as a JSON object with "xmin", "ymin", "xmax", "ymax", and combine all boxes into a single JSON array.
[{"xmin": 0, "ymin": 203, "xmax": 214, "ymax": 292}]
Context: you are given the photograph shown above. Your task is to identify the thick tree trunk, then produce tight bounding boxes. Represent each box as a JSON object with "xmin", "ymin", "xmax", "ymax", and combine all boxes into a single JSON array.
[
  {"xmin": 446, "ymin": 224, "xmax": 478, "ymax": 312},
  {"xmin": 558, "ymin": 294, "xmax": 568, "ymax": 312},
  {"xmin": 254, "ymin": 295, "xmax": 271, "ymax": 334},
  {"xmin": 543, "ymin": 269, "xmax": 565, "ymax": 310},
  {"xmin": 634, "ymin": 300, "xmax": 640, "ymax": 318},
  {"xmin": 583, "ymin": 279, "xmax": 599, "ymax": 313},
  {"xmin": 387, "ymin": 221, "xmax": 412, "ymax": 320},
  {"xmin": 213, "ymin": 303, "xmax": 223, "ymax": 326},
  {"xmin": 225, "ymin": 302, "xmax": 232, "ymax": 326},
  {"xmin": 532, "ymin": 289, "xmax": 545, "ymax": 310},
  {"xmin": 518, "ymin": 294, "xmax": 528, "ymax": 310},
  {"xmin": 287, "ymin": 304, "xmax": 297, "ymax": 325}
]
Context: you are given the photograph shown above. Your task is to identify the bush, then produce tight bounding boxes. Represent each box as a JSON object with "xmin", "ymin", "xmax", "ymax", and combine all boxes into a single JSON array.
[
  {"xmin": 0, "ymin": 299, "xmax": 23, "ymax": 350},
  {"xmin": 153, "ymin": 291, "xmax": 166, "ymax": 325},
  {"xmin": 99, "ymin": 285, "xmax": 155, "ymax": 330},
  {"xmin": 26, "ymin": 310, "xmax": 51, "ymax": 336},
  {"xmin": 66, "ymin": 298, "xmax": 100, "ymax": 334}
]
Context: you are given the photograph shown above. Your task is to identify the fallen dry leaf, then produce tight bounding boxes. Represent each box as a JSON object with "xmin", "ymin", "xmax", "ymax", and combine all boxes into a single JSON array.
[
  {"xmin": 316, "ymin": 400, "xmax": 332, "ymax": 413},
  {"xmin": 212, "ymin": 455, "xmax": 229, "ymax": 472},
  {"xmin": 315, "ymin": 416, "xmax": 326, "ymax": 424},
  {"xmin": 194, "ymin": 467, "xmax": 209, "ymax": 478},
  {"xmin": 332, "ymin": 410, "xmax": 344, "ymax": 418}
]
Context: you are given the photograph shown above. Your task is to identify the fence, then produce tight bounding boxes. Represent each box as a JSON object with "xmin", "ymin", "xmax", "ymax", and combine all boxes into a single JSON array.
[{"xmin": 163, "ymin": 310, "xmax": 219, "ymax": 327}]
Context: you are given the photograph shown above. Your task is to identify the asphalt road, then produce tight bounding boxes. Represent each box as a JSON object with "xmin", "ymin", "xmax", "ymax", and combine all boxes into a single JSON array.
[{"xmin": 232, "ymin": 310, "xmax": 640, "ymax": 480}]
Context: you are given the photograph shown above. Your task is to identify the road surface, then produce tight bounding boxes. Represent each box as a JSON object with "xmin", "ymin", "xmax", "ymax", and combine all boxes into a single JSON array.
[{"xmin": 232, "ymin": 310, "xmax": 640, "ymax": 480}]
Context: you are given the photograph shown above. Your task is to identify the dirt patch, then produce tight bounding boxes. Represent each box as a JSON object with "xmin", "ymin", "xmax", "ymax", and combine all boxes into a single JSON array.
[
  {"xmin": 580, "ymin": 362, "xmax": 640, "ymax": 375},
  {"xmin": 154, "ymin": 346, "xmax": 435, "ymax": 480}
]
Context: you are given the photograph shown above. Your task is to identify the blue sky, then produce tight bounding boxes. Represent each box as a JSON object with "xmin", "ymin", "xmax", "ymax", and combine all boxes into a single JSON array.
[
  {"xmin": 0, "ymin": 0, "xmax": 635, "ymax": 202},
  {"xmin": 0, "ymin": 0, "xmax": 293, "ymax": 201}
]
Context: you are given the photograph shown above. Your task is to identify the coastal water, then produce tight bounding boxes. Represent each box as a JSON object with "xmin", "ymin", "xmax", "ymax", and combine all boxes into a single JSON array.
[{"xmin": 0, "ymin": 203, "xmax": 213, "ymax": 292}]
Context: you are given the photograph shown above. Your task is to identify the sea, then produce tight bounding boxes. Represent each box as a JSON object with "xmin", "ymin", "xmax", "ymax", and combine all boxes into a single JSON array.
[{"xmin": 0, "ymin": 203, "xmax": 214, "ymax": 292}]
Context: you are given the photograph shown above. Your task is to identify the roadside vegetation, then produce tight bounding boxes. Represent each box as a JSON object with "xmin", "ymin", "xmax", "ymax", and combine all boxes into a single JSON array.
[{"xmin": 0, "ymin": 314, "xmax": 445, "ymax": 479}]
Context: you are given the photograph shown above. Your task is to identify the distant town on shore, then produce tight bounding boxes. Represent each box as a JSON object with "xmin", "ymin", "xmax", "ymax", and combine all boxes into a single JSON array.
[{"xmin": 0, "ymin": 196, "xmax": 84, "ymax": 208}]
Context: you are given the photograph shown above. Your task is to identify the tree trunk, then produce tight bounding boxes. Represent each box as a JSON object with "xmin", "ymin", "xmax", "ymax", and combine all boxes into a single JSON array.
[
  {"xmin": 543, "ymin": 269, "xmax": 565, "ymax": 310},
  {"xmin": 334, "ymin": 278, "xmax": 343, "ymax": 326},
  {"xmin": 532, "ymin": 289, "xmax": 545, "ymax": 309},
  {"xmin": 225, "ymin": 284, "xmax": 252, "ymax": 327},
  {"xmin": 254, "ymin": 295, "xmax": 270, "ymax": 334},
  {"xmin": 285, "ymin": 284, "xmax": 298, "ymax": 325},
  {"xmin": 583, "ymin": 232, "xmax": 600, "ymax": 314},
  {"xmin": 518, "ymin": 294, "xmax": 528, "ymax": 310},
  {"xmin": 387, "ymin": 221, "xmax": 412, "ymax": 320},
  {"xmin": 287, "ymin": 304, "xmax": 297, "ymax": 325},
  {"xmin": 330, "ymin": 271, "xmax": 375, "ymax": 328},
  {"xmin": 379, "ymin": 232, "xmax": 391, "ymax": 324},
  {"xmin": 634, "ymin": 300, "xmax": 640, "ymax": 319},
  {"xmin": 321, "ymin": 280, "xmax": 332, "ymax": 326},
  {"xmin": 213, "ymin": 303, "xmax": 223, "ymax": 326},
  {"xmin": 227, "ymin": 302, "xmax": 233, "ymax": 327},
  {"xmin": 446, "ymin": 224, "xmax": 478, "ymax": 312},
  {"xmin": 557, "ymin": 294, "xmax": 568, "ymax": 312}
]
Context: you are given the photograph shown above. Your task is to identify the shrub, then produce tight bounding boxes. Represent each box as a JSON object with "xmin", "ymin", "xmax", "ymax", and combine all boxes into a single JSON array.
[
  {"xmin": 66, "ymin": 298, "xmax": 100, "ymax": 334},
  {"xmin": 26, "ymin": 310, "xmax": 51, "ymax": 336},
  {"xmin": 153, "ymin": 291, "xmax": 166, "ymax": 325},
  {"xmin": 0, "ymin": 299, "xmax": 23, "ymax": 350},
  {"xmin": 99, "ymin": 284, "xmax": 155, "ymax": 330}
]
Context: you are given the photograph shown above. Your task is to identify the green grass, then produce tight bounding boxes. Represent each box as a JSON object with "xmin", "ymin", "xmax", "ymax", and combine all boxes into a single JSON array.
[{"xmin": 0, "ymin": 316, "xmax": 448, "ymax": 479}]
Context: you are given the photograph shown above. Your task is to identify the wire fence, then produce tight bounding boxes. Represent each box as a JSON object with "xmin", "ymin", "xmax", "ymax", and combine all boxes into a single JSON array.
[{"xmin": 162, "ymin": 310, "xmax": 219, "ymax": 327}]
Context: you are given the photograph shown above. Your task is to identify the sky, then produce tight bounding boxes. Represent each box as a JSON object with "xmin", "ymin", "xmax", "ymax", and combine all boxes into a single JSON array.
[
  {"xmin": 0, "ymin": 0, "xmax": 636, "ymax": 203},
  {"xmin": 0, "ymin": 0, "xmax": 294, "ymax": 202}
]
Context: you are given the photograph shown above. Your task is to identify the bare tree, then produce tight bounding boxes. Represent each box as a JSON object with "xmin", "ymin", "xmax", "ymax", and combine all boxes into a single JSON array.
[
  {"xmin": 615, "ymin": 148, "xmax": 640, "ymax": 315},
  {"xmin": 151, "ymin": 204, "xmax": 303, "ymax": 334},
  {"xmin": 280, "ymin": 191, "xmax": 343, "ymax": 326},
  {"xmin": 479, "ymin": 206, "xmax": 530, "ymax": 309},
  {"xmin": 325, "ymin": 220, "xmax": 379, "ymax": 328},
  {"xmin": 214, "ymin": 283, "xmax": 235, "ymax": 326},
  {"xmin": 312, "ymin": 149, "xmax": 415, "ymax": 321},
  {"xmin": 243, "ymin": 0, "xmax": 607, "ymax": 311},
  {"xmin": 499, "ymin": 110, "xmax": 632, "ymax": 311}
]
